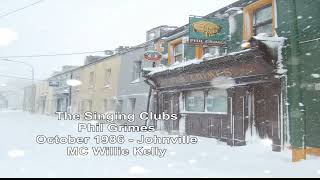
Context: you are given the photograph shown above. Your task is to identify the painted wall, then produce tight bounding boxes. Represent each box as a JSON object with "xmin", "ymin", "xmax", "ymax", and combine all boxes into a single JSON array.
[
  {"xmin": 35, "ymin": 80, "xmax": 54, "ymax": 115},
  {"xmin": 117, "ymin": 47, "xmax": 154, "ymax": 125},
  {"xmin": 71, "ymin": 55, "xmax": 122, "ymax": 115},
  {"xmin": 276, "ymin": 0, "xmax": 320, "ymax": 148}
]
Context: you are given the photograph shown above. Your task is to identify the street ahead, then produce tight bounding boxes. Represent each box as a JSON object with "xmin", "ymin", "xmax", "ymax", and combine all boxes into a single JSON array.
[{"xmin": 0, "ymin": 111, "xmax": 319, "ymax": 178}]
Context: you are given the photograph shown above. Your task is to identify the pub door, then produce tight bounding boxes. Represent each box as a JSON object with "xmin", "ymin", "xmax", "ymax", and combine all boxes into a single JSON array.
[
  {"xmin": 161, "ymin": 92, "xmax": 180, "ymax": 133},
  {"xmin": 230, "ymin": 86, "xmax": 250, "ymax": 146},
  {"xmin": 253, "ymin": 83, "xmax": 281, "ymax": 151}
]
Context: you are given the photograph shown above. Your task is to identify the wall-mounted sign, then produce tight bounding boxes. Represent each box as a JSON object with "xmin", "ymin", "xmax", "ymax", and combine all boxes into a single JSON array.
[
  {"xmin": 154, "ymin": 61, "xmax": 272, "ymax": 88},
  {"xmin": 144, "ymin": 51, "xmax": 162, "ymax": 62},
  {"xmin": 49, "ymin": 81, "xmax": 59, "ymax": 87},
  {"xmin": 189, "ymin": 17, "xmax": 229, "ymax": 47}
]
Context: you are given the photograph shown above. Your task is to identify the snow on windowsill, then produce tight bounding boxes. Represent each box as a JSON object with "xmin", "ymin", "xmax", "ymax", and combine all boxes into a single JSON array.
[
  {"xmin": 104, "ymin": 85, "xmax": 111, "ymax": 89},
  {"xmin": 130, "ymin": 78, "xmax": 141, "ymax": 84}
]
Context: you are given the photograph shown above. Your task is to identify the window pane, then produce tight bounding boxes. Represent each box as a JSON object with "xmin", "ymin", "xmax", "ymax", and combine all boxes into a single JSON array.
[
  {"xmin": 174, "ymin": 44, "xmax": 183, "ymax": 55},
  {"xmin": 204, "ymin": 47, "xmax": 220, "ymax": 57},
  {"xmin": 185, "ymin": 91, "xmax": 205, "ymax": 112},
  {"xmin": 255, "ymin": 23, "xmax": 272, "ymax": 36},
  {"xmin": 105, "ymin": 69, "xmax": 111, "ymax": 86},
  {"xmin": 207, "ymin": 89, "xmax": 228, "ymax": 113},
  {"xmin": 133, "ymin": 61, "xmax": 142, "ymax": 80},
  {"xmin": 174, "ymin": 54, "xmax": 183, "ymax": 63},
  {"xmin": 254, "ymin": 5, "xmax": 272, "ymax": 25},
  {"xmin": 89, "ymin": 72, "xmax": 94, "ymax": 85}
]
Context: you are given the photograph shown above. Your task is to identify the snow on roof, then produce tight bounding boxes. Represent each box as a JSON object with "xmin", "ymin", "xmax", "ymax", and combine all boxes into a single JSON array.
[
  {"xmin": 143, "ymin": 48, "xmax": 260, "ymax": 77},
  {"xmin": 253, "ymin": 34, "xmax": 286, "ymax": 43},
  {"xmin": 143, "ymin": 59, "xmax": 203, "ymax": 76}
]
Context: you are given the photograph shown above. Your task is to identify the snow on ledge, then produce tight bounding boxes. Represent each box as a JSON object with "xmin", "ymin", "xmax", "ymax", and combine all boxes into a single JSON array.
[{"xmin": 143, "ymin": 59, "xmax": 203, "ymax": 76}]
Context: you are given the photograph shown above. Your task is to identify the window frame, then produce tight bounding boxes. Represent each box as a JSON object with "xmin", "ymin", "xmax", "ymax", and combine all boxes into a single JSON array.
[
  {"xmin": 173, "ymin": 43, "xmax": 184, "ymax": 63},
  {"xmin": 168, "ymin": 38, "xmax": 184, "ymax": 64},
  {"xmin": 243, "ymin": 0, "xmax": 275, "ymax": 41},
  {"xmin": 184, "ymin": 90, "xmax": 205, "ymax": 112},
  {"xmin": 182, "ymin": 89, "xmax": 228, "ymax": 115},
  {"xmin": 132, "ymin": 61, "xmax": 142, "ymax": 81},
  {"xmin": 253, "ymin": 4, "xmax": 273, "ymax": 36},
  {"xmin": 104, "ymin": 68, "xmax": 112, "ymax": 88},
  {"xmin": 206, "ymin": 89, "xmax": 228, "ymax": 114},
  {"xmin": 89, "ymin": 71, "xmax": 95, "ymax": 88}
]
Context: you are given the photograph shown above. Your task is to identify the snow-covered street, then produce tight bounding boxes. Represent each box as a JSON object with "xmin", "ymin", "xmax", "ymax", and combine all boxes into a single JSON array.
[{"xmin": 0, "ymin": 111, "xmax": 319, "ymax": 178}]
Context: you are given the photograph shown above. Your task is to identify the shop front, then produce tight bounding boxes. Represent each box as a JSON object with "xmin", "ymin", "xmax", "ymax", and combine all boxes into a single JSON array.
[{"xmin": 144, "ymin": 47, "xmax": 283, "ymax": 151}]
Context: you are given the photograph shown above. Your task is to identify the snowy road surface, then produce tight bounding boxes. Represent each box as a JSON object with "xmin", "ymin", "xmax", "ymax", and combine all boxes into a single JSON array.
[{"xmin": 0, "ymin": 111, "xmax": 319, "ymax": 178}]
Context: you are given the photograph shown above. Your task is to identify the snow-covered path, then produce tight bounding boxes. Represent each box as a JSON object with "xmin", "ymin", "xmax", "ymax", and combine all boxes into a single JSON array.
[{"xmin": 0, "ymin": 111, "xmax": 319, "ymax": 178}]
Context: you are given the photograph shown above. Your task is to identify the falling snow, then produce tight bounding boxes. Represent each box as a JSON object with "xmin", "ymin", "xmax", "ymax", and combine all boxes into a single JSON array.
[{"xmin": 0, "ymin": 111, "xmax": 319, "ymax": 178}]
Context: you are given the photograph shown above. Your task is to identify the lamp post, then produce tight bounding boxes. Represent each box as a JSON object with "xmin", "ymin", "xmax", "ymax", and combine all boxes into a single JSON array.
[{"xmin": 0, "ymin": 59, "xmax": 34, "ymax": 82}]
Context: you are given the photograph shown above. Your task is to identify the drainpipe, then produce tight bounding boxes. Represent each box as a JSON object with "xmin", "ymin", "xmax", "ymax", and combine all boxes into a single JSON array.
[
  {"xmin": 144, "ymin": 78, "xmax": 157, "ymax": 126},
  {"xmin": 68, "ymin": 73, "xmax": 72, "ymax": 113}
]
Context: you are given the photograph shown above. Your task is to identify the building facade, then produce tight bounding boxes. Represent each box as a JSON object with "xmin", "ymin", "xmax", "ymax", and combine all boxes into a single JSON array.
[
  {"xmin": 143, "ymin": 0, "xmax": 320, "ymax": 161},
  {"xmin": 34, "ymin": 80, "xmax": 54, "ymax": 115},
  {"xmin": 70, "ymin": 55, "xmax": 122, "ymax": 115},
  {"xmin": 116, "ymin": 46, "xmax": 153, "ymax": 125},
  {"xmin": 23, "ymin": 84, "xmax": 36, "ymax": 113}
]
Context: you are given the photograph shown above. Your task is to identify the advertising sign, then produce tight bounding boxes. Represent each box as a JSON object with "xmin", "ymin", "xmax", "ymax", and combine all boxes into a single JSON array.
[
  {"xmin": 144, "ymin": 51, "xmax": 163, "ymax": 62},
  {"xmin": 189, "ymin": 16, "xmax": 229, "ymax": 46}
]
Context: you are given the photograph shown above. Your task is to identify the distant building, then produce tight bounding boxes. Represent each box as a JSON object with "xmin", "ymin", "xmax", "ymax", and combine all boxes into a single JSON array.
[
  {"xmin": 23, "ymin": 84, "xmax": 36, "ymax": 113},
  {"xmin": 146, "ymin": 25, "xmax": 178, "ymax": 41},
  {"xmin": 48, "ymin": 65, "xmax": 79, "ymax": 113},
  {"xmin": 0, "ymin": 94, "xmax": 8, "ymax": 109},
  {"xmin": 35, "ymin": 80, "xmax": 53, "ymax": 115}
]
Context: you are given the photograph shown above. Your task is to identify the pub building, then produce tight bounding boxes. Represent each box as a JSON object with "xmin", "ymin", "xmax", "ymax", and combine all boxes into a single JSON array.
[{"xmin": 143, "ymin": 39, "xmax": 284, "ymax": 152}]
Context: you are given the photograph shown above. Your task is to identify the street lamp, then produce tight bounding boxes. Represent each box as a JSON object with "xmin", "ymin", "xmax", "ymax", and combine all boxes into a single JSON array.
[{"xmin": 0, "ymin": 59, "xmax": 34, "ymax": 82}]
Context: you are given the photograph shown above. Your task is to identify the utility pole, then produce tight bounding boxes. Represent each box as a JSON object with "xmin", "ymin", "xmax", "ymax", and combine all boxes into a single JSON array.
[
  {"xmin": 0, "ymin": 59, "xmax": 35, "ymax": 112},
  {"xmin": 0, "ymin": 59, "xmax": 34, "ymax": 82}
]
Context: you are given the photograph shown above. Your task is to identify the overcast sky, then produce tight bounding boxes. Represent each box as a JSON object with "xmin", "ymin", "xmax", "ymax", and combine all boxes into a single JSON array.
[{"xmin": 0, "ymin": 0, "xmax": 237, "ymax": 88}]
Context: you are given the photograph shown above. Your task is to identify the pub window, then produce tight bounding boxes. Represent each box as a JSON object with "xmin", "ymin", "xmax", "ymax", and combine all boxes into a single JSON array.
[
  {"xmin": 185, "ymin": 91, "xmax": 205, "ymax": 112},
  {"xmin": 203, "ymin": 46, "xmax": 220, "ymax": 57},
  {"xmin": 174, "ymin": 43, "xmax": 184, "ymax": 63},
  {"xmin": 206, "ymin": 89, "xmax": 228, "ymax": 114},
  {"xmin": 104, "ymin": 68, "xmax": 112, "ymax": 87},
  {"xmin": 253, "ymin": 4, "xmax": 273, "ymax": 36}
]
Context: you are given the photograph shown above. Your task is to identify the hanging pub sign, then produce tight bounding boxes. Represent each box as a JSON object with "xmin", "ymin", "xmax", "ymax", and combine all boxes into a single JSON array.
[
  {"xmin": 189, "ymin": 16, "xmax": 229, "ymax": 47},
  {"xmin": 144, "ymin": 51, "xmax": 163, "ymax": 62}
]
